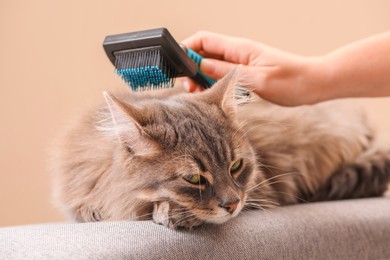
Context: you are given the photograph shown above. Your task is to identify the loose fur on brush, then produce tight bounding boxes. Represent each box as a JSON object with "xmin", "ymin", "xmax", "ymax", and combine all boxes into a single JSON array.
[{"xmin": 51, "ymin": 68, "xmax": 390, "ymax": 229}]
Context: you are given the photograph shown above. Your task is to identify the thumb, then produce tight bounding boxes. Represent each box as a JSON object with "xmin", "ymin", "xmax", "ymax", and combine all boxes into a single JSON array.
[{"xmin": 200, "ymin": 58, "xmax": 237, "ymax": 80}]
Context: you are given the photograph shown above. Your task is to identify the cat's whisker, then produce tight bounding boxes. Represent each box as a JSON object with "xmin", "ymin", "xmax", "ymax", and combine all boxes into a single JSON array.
[
  {"xmin": 246, "ymin": 172, "xmax": 300, "ymax": 192},
  {"xmin": 178, "ymin": 215, "xmax": 197, "ymax": 229},
  {"xmin": 244, "ymin": 202, "xmax": 278, "ymax": 213},
  {"xmin": 129, "ymin": 203, "xmax": 152, "ymax": 219},
  {"xmin": 245, "ymin": 201, "xmax": 279, "ymax": 208},
  {"xmin": 232, "ymin": 118, "xmax": 293, "ymax": 139},
  {"xmin": 258, "ymin": 163, "xmax": 279, "ymax": 176},
  {"xmin": 245, "ymin": 198, "xmax": 280, "ymax": 206},
  {"xmin": 172, "ymin": 210, "xmax": 196, "ymax": 218},
  {"xmin": 169, "ymin": 209, "xmax": 193, "ymax": 217},
  {"xmin": 234, "ymin": 124, "xmax": 267, "ymax": 144},
  {"xmin": 244, "ymin": 202, "xmax": 267, "ymax": 208},
  {"xmin": 154, "ymin": 210, "xmax": 193, "ymax": 226},
  {"xmin": 134, "ymin": 212, "xmax": 153, "ymax": 220},
  {"xmin": 171, "ymin": 211, "xmax": 194, "ymax": 218},
  {"xmin": 172, "ymin": 213, "xmax": 197, "ymax": 229},
  {"xmin": 245, "ymin": 201, "xmax": 279, "ymax": 209},
  {"xmin": 262, "ymin": 190, "xmax": 309, "ymax": 203},
  {"xmin": 233, "ymin": 121, "xmax": 294, "ymax": 148},
  {"xmin": 232, "ymin": 120, "xmax": 258, "ymax": 139},
  {"xmin": 233, "ymin": 119, "xmax": 295, "ymax": 142},
  {"xmin": 254, "ymin": 179, "xmax": 297, "ymax": 190},
  {"xmin": 198, "ymin": 175, "xmax": 203, "ymax": 198},
  {"xmin": 189, "ymin": 218, "xmax": 204, "ymax": 230},
  {"xmin": 259, "ymin": 162, "xmax": 286, "ymax": 171},
  {"xmin": 174, "ymin": 213, "xmax": 194, "ymax": 223}
]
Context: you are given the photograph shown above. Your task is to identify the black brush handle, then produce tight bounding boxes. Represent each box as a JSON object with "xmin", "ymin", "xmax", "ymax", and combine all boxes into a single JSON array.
[
  {"xmin": 190, "ymin": 73, "xmax": 214, "ymax": 89},
  {"xmin": 180, "ymin": 45, "xmax": 216, "ymax": 89}
]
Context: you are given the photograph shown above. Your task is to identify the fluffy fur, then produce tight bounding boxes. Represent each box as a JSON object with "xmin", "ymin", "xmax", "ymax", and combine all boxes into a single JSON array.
[{"xmin": 51, "ymin": 68, "xmax": 390, "ymax": 229}]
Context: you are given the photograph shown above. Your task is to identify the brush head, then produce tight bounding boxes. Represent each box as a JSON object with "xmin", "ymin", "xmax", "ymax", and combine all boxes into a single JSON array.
[
  {"xmin": 114, "ymin": 47, "xmax": 176, "ymax": 91},
  {"xmin": 103, "ymin": 28, "xmax": 197, "ymax": 91}
]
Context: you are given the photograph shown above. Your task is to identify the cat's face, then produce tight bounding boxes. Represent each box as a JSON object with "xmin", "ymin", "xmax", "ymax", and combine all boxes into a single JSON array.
[{"xmin": 104, "ymin": 68, "xmax": 259, "ymax": 224}]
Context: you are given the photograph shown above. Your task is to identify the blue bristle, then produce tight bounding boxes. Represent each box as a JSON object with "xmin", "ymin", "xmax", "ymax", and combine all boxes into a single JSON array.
[
  {"xmin": 114, "ymin": 49, "xmax": 175, "ymax": 91},
  {"xmin": 116, "ymin": 66, "xmax": 170, "ymax": 91}
]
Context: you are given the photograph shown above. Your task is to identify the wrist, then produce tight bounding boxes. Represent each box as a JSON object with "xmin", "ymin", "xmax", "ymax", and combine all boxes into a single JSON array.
[{"xmin": 302, "ymin": 55, "xmax": 337, "ymax": 104}]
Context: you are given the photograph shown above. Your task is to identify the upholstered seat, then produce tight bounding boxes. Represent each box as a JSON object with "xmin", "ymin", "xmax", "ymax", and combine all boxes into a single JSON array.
[{"xmin": 1, "ymin": 196, "xmax": 389, "ymax": 260}]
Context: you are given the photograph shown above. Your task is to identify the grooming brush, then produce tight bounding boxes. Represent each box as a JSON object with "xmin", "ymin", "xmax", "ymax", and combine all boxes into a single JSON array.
[{"xmin": 103, "ymin": 28, "xmax": 216, "ymax": 91}]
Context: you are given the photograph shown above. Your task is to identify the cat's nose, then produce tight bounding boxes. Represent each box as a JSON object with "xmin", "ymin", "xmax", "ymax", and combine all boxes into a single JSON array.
[{"xmin": 219, "ymin": 198, "xmax": 240, "ymax": 214}]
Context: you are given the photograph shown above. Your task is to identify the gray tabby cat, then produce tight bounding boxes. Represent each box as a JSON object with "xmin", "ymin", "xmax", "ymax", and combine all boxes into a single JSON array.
[{"xmin": 51, "ymin": 68, "xmax": 390, "ymax": 229}]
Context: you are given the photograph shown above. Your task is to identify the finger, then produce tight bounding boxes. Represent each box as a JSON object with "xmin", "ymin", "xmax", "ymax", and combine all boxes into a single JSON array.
[
  {"xmin": 182, "ymin": 78, "xmax": 199, "ymax": 92},
  {"xmin": 194, "ymin": 87, "xmax": 204, "ymax": 93},
  {"xmin": 182, "ymin": 31, "xmax": 259, "ymax": 64},
  {"xmin": 182, "ymin": 31, "xmax": 231, "ymax": 55},
  {"xmin": 181, "ymin": 58, "xmax": 236, "ymax": 92},
  {"xmin": 185, "ymin": 59, "xmax": 243, "ymax": 90},
  {"xmin": 200, "ymin": 58, "xmax": 237, "ymax": 79}
]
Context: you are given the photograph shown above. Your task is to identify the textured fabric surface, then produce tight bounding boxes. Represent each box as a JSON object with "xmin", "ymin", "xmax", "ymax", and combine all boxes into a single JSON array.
[{"xmin": 1, "ymin": 197, "xmax": 390, "ymax": 260}]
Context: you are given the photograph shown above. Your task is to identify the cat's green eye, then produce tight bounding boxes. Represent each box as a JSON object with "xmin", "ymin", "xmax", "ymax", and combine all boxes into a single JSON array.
[
  {"xmin": 183, "ymin": 174, "xmax": 207, "ymax": 185},
  {"xmin": 230, "ymin": 159, "xmax": 243, "ymax": 174}
]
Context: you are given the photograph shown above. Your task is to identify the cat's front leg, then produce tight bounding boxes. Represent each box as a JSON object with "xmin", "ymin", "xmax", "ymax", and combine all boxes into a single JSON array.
[
  {"xmin": 152, "ymin": 201, "xmax": 174, "ymax": 228},
  {"xmin": 152, "ymin": 201, "xmax": 203, "ymax": 229}
]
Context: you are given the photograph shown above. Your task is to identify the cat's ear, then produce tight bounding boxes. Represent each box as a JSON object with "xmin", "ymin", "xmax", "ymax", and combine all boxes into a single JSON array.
[
  {"xmin": 201, "ymin": 66, "xmax": 243, "ymax": 118},
  {"xmin": 103, "ymin": 92, "xmax": 158, "ymax": 156}
]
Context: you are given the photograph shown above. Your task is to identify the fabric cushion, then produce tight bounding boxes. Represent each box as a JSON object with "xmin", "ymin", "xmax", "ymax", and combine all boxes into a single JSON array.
[{"xmin": 1, "ymin": 197, "xmax": 390, "ymax": 260}]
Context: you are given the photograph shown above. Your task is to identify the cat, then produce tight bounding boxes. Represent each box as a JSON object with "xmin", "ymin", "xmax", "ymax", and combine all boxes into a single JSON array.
[{"xmin": 50, "ymin": 67, "xmax": 390, "ymax": 229}]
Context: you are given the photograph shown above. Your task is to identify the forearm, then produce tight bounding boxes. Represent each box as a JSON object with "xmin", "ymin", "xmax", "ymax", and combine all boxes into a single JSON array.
[
  {"xmin": 319, "ymin": 32, "xmax": 390, "ymax": 100},
  {"xmin": 183, "ymin": 31, "xmax": 390, "ymax": 106}
]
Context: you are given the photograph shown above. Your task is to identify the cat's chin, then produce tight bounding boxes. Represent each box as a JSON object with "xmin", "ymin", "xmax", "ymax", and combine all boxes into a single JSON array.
[
  {"xmin": 203, "ymin": 201, "xmax": 244, "ymax": 224},
  {"xmin": 203, "ymin": 209, "xmax": 242, "ymax": 225},
  {"xmin": 204, "ymin": 215, "xmax": 232, "ymax": 225}
]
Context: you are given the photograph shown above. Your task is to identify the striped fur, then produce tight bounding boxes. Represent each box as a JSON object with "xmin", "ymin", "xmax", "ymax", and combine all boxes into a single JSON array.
[{"xmin": 50, "ymin": 69, "xmax": 390, "ymax": 229}]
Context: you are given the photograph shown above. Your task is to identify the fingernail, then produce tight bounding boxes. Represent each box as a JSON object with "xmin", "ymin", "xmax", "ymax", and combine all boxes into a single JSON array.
[
  {"xmin": 182, "ymin": 79, "xmax": 190, "ymax": 92},
  {"xmin": 200, "ymin": 59, "xmax": 214, "ymax": 74},
  {"xmin": 194, "ymin": 87, "xmax": 204, "ymax": 93}
]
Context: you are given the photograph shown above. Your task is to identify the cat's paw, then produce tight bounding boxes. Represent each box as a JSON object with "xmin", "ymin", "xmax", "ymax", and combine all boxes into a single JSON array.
[
  {"xmin": 152, "ymin": 201, "xmax": 203, "ymax": 229},
  {"xmin": 152, "ymin": 201, "xmax": 174, "ymax": 228}
]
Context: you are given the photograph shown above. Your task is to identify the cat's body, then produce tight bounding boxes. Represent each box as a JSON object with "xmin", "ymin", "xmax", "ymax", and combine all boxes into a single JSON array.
[{"xmin": 51, "ymin": 69, "xmax": 390, "ymax": 228}]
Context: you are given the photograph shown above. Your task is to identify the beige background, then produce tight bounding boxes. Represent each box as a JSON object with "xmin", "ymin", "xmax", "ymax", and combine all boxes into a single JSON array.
[{"xmin": 0, "ymin": 0, "xmax": 389, "ymax": 227}]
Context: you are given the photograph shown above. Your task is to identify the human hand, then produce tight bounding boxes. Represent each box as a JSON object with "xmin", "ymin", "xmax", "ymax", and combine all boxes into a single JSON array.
[{"xmin": 182, "ymin": 31, "xmax": 327, "ymax": 106}]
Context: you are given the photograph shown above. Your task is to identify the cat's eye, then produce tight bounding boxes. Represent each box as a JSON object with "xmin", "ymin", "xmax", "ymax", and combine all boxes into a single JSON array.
[
  {"xmin": 183, "ymin": 174, "xmax": 207, "ymax": 185},
  {"xmin": 230, "ymin": 159, "xmax": 243, "ymax": 174}
]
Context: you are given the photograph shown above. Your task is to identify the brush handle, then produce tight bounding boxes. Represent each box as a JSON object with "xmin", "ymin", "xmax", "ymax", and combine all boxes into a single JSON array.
[{"xmin": 185, "ymin": 48, "xmax": 217, "ymax": 89}]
